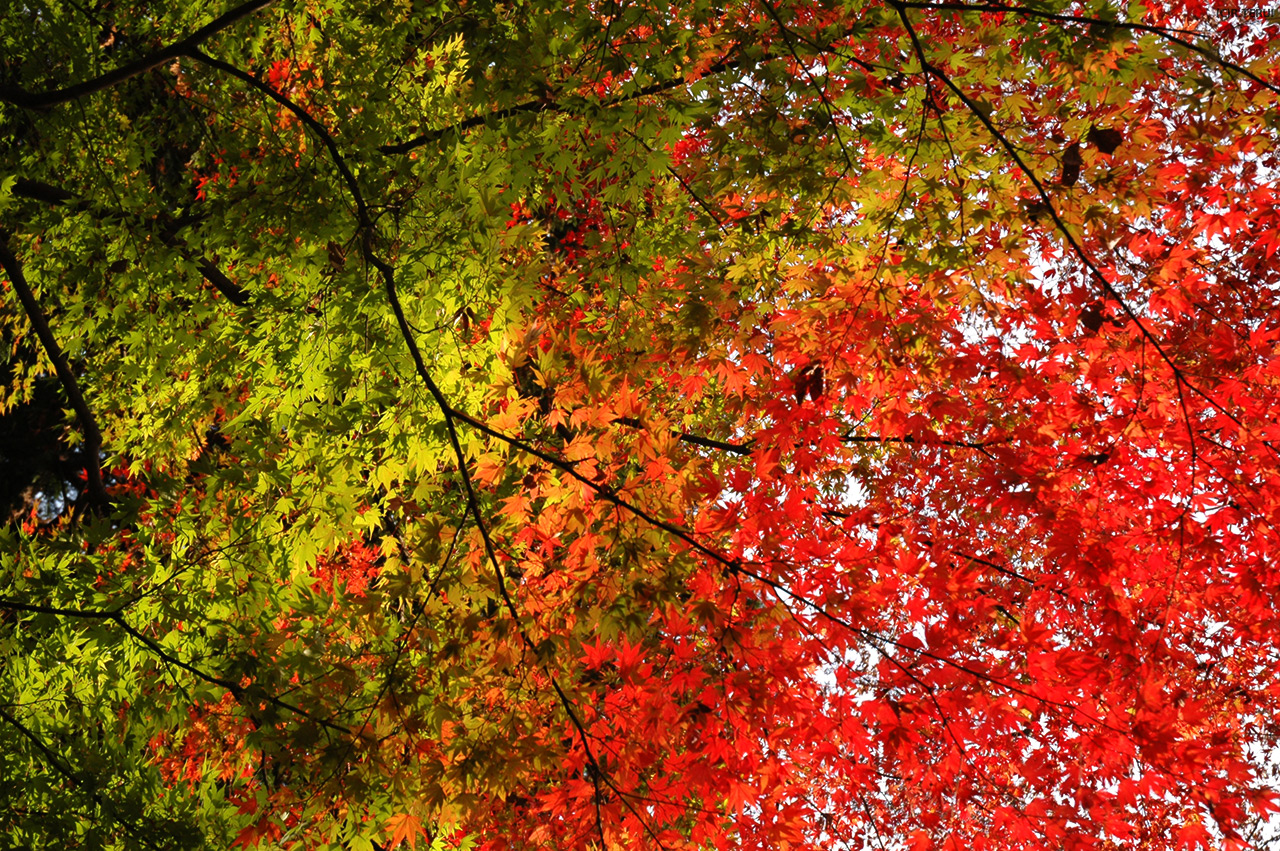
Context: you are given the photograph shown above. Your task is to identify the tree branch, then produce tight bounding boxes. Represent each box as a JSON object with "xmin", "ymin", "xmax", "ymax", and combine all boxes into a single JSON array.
[
  {"xmin": 612, "ymin": 416, "xmax": 1005, "ymax": 454},
  {"xmin": 0, "ymin": 597, "xmax": 350, "ymax": 735},
  {"xmin": 0, "ymin": 0, "xmax": 276, "ymax": 111},
  {"xmin": 888, "ymin": 0, "xmax": 1269, "ymax": 459},
  {"xmin": 842, "ymin": 433, "xmax": 1008, "ymax": 449},
  {"xmin": 0, "ymin": 705, "xmax": 159, "ymax": 849},
  {"xmin": 109, "ymin": 611, "xmax": 351, "ymax": 735},
  {"xmin": 0, "ymin": 236, "xmax": 111, "ymax": 509},
  {"xmin": 895, "ymin": 0, "xmax": 1280, "ymax": 97},
  {"xmin": 194, "ymin": 259, "xmax": 251, "ymax": 306},
  {"xmin": 185, "ymin": 49, "xmax": 367, "ymax": 218},
  {"xmin": 9, "ymin": 177, "xmax": 250, "ymax": 307},
  {"xmin": 379, "ymin": 56, "xmax": 746, "ymax": 155},
  {"xmin": 0, "ymin": 598, "xmax": 118, "ymax": 619}
]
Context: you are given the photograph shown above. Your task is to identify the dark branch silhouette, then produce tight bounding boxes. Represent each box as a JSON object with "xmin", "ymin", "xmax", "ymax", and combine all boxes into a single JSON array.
[
  {"xmin": 612, "ymin": 415, "xmax": 1005, "ymax": 455},
  {"xmin": 9, "ymin": 177, "xmax": 250, "ymax": 306},
  {"xmin": 0, "ymin": 705, "xmax": 160, "ymax": 849},
  {"xmin": 0, "ymin": 0, "xmax": 276, "ymax": 111},
  {"xmin": 896, "ymin": 0, "xmax": 1280, "ymax": 98},
  {"xmin": 0, "ymin": 596, "xmax": 351, "ymax": 735},
  {"xmin": 0, "ymin": 237, "xmax": 111, "ymax": 509},
  {"xmin": 379, "ymin": 56, "xmax": 746, "ymax": 155}
]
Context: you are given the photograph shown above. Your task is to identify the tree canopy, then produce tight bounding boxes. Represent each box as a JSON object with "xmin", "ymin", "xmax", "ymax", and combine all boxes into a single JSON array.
[{"xmin": 2, "ymin": 0, "xmax": 1280, "ymax": 848}]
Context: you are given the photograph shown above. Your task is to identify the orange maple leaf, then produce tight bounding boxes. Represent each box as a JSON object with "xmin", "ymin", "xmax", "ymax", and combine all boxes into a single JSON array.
[{"xmin": 386, "ymin": 812, "xmax": 427, "ymax": 850}]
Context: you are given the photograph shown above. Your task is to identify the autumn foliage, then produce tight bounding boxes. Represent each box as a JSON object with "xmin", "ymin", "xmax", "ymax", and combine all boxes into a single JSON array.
[{"xmin": 1, "ymin": 0, "xmax": 1279, "ymax": 848}]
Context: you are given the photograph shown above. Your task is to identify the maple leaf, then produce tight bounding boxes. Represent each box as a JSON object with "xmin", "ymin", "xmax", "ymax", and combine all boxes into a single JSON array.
[
  {"xmin": 387, "ymin": 813, "xmax": 428, "ymax": 850},
  {"xmin": 233, "ymin": 817, "xmax": 282, "ymax": 849}
]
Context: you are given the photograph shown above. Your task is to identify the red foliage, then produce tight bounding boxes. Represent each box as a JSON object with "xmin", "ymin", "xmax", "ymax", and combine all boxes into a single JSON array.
[{"xmin": 312, "ymin": 540, "xmax": 381, "ymax": 598}]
